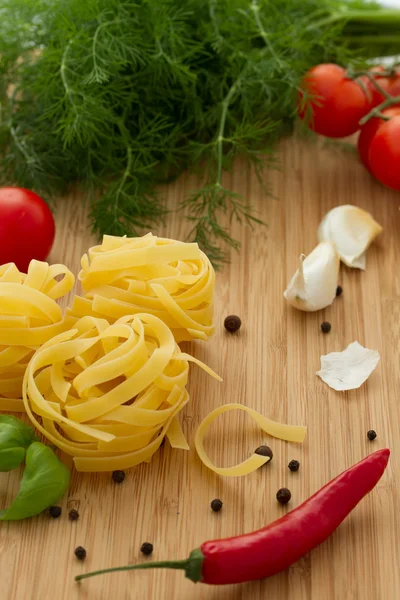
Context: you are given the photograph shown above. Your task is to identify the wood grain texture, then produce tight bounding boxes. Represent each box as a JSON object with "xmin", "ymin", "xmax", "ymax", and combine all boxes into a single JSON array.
[{"xmin": 0, "ymin": 137, "xmax": 399, "ymax": 600}]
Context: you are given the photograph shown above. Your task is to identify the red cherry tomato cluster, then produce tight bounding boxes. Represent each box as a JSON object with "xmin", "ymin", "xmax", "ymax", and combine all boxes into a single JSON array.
[{"xmin": 298, "ymin": 63, "xmax": 400, "ymax": 192}]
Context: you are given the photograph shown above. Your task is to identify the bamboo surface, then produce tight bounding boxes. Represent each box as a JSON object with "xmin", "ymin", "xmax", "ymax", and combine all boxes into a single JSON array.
[{"xmin": 0, "ymin": 137, "xmax": 399, "ymax": 600}]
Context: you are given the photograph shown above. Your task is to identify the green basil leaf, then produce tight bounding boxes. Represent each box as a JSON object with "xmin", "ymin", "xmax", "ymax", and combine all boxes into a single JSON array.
[
  {"xmin": 0, "ymin": 415, "xmax": 38, "ymax": 471},
  {"xmin": 0, "ymin": 442, "xmax": 70, "ymax": 520}
]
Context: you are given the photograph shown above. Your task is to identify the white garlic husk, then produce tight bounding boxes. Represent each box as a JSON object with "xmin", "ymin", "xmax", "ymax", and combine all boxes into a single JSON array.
[
  {"xmin": 318, "ymin": 205, "xmax": 382, "ymax": 270},
  {"xmin": 317, "ymin": 341, "xmax": 380, "ymax": 391},
  {"xmin": 284, "ymin": 242, "xmax": 339, "ymax": 312}
]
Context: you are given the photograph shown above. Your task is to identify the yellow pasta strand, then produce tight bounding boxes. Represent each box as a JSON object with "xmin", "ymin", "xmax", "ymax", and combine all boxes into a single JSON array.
[
  {"xmin": 0, "ymin": 260, "xmax": 75, "ymax": 410},
  {"xmin": 67, "ymin": 233, "xmax": 215, "ymax": 342},
  {"xmin": 23, "ymin": 314, "xmax": 220, "ymax": 472},
  {"xmin": 194, "ymin": 403, "xmax": 307, "ymax": 476}
]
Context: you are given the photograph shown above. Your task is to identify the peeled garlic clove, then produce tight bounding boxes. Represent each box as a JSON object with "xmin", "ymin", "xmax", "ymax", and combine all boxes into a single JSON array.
[
  {"xmin": 317, "ymin": 341, "xmax": 380, "ymax": 391},
  {"xmin": 284, "ymin": 242, "xmax": 339, "ymax": 312},
  {"xmin": 318, "ymin": 205, "xmax": 382, "ymax": 270}
]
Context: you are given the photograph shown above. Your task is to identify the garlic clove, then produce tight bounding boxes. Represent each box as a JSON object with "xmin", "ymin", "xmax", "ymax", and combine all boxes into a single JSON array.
[
  {"xmin": 284, "ymin": 242, "xmax": 339, "ymax": 312},
  {"xmin": 318, "ymin": 205, "xmax": 382, "ymax": 270},
  {"xmin": 317, "ymin": 341, "xmax": 380, "ymax": 391}
]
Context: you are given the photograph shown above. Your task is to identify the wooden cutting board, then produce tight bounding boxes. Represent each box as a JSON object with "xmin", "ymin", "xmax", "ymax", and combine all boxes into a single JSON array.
[{"xmin": 1, "ymin": 137, "xmax": 399, "ymax": 600}]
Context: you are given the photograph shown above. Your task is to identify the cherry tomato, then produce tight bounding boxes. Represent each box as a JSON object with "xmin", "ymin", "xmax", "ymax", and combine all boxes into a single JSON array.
[
  {"xmin": 0, "ymin": 187, "xmax": 55, "ymax": 272},
  {"xmin": 298, "ymin": 64, "xmax": 370, "ymax": 138},
  {"xmin": 357, "ymin": 107, "xmax": 400, "ymax": 171},
  {"xmin": 368, "ymin": 116, "xmax": 400, "ymax": 190}
]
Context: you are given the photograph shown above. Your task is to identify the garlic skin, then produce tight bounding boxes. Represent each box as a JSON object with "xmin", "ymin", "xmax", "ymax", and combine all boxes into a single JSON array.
[
  {"xmin": 317, "ymin": 341, "xmax": 380, "ymax": 391},
  {"xmin": 284, "ymin": 242, "xmax": 339, "ymax": 312},
  {"xmin": 318, "ymin": 205, "xmax": 382, "ymax": 270}
]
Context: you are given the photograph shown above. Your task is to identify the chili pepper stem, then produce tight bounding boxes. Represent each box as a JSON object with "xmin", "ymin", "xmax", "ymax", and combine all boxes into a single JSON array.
[{"xmin": 75, "ymin": 548, "xmax": 204, "ymax": 583}]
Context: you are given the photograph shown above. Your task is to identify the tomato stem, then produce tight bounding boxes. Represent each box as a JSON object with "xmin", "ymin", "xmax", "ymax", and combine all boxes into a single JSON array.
[
  {"xmin": 360, "ymin": 95, "xmax": 400, "ymax": 125},
  {"xmin": 348, "ymin": 69, "xmax": 392, "ymax": 102}
]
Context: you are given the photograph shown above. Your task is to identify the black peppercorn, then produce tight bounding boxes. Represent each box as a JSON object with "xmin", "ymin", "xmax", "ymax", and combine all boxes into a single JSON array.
[
  {"xmin": 255, "ymin": 446, "xmax": 273, "ymax": 462},
  {"xmin": 224, "ymin": 315, "xmax": 241, "ymax": 333},
  {"xmin": 210, "ymin": 498, "xmax": 223, "ymax": 512},
  {"xmin": 140, "ymin": 542, "xmax": 153, "ymax": 556},
  {"xmin": 112, "ymin": 470, "xmax": 126, "ymax": 483},
  {"xmin": 336, "ymin": 285, "xmax": 343, "ymax": 297},
  {"xmin": 367, "ymin": 430, "xmax": 377, "ymax": 441},
  {"xmin": 68, "ymin": 509, "xmax": 79, "ymax": 521},
  {"xmin": 49, "ymin": 506, "xmax": 62, "ymax": 518},
  {"xmin": 74, "ymin": 546, "xmax": 86, "ymax": 560},
  {"xmin": 276, "ymin": 488, "xmax": 291, "ymax": 504},
  {"xmin": 288, "ymin": 460, "xmax": 300, "ymax": 472},
  {"xmin": 321, "ymin": 321, "xmax": 331, "ymax": 334}
]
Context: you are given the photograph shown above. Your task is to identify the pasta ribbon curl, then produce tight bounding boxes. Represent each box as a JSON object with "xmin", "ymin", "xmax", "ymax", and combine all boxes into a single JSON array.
[
  {"xmin": 68, "ymin": 233, "xmax": 215, "ymax": 342},
  {"xmin": 23, "ymin": 314, "xmax": 221, "ymax": 472},
  {"xmin": 0, "ymin": 261, "xmax": 75, "ymax": 411}
]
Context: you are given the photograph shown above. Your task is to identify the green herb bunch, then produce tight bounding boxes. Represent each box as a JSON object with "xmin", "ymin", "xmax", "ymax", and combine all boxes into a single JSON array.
[{"xmin": 0, "ymin": 0, "xmax": 398, "ymax": 262}]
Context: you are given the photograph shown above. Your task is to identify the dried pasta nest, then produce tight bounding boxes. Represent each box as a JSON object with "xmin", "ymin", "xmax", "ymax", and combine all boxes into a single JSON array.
[
  {"xmin": 67, "ymin": 233, "xmax": 215, "ymax": 342},
  {"xmin": 0, "ymin": 261, "xmax": 75, "ymax": 411},
  {"xmin": 23, "ymin": 314, "xmax": 220, "ymax": 472}
]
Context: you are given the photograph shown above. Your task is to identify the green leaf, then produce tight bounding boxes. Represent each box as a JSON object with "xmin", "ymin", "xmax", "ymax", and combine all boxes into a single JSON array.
[
  {"xmin": 0, "ymin": 415, "xmax": 38, "ymax": 471},
  {"xmin": 0, "ymin": 442, "xmax": 70, "ymax": 521},
  {"xmin": 0, "ymin": 0, "xmax": 398, "ymax": 262}
]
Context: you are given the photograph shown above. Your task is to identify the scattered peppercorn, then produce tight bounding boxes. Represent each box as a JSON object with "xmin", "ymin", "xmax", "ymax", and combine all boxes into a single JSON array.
[
  {"xmin": 68, "ymin": 509, "xmax": 79, "ymax": 521},
  {"xmin": 49, "ymin": 506, "xmax": 62, "ymax": 518},
  {"xmin": 112, "ymin": 470, "xmax": 126, "ymax": 483},
  {"xmin": 276, "ymin": 488, "xmax": 291, "ymax": 505},
  {"xmin": 74, "ymin": 546, "xmax": 87, "ymax": 560},
  {"xmin": 367, "ymin": 430, "xmax": 377, "ymax": 441},
  {"xmin": 336, "ymin": 285, "xmax": 343, "ymax": 297},
  {"xmin": 140, "ymin": 542, "xmax": 154, "ymax": 556},
  {"xmin": 255, "ymin": 446, "xmax": 273, "ymax": 462},
  {"xmin": 288, "ymin": 460, "xmax": 300, "ymax": 472},
  {"xmin": 321, "ymin": 321, "xmax": 331, "ymax": 334},
  {"xmin": 210, "ymin": 498, "xmax": 223, "ymax": 512},
  {"xmin": 224, "ymin": 315, "xmax": 241, "ymax": 333}
]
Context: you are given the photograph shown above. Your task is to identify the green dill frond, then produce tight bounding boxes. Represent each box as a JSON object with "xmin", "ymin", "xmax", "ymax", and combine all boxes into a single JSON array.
[{"xmin": 0, "ymin": 0, "xmax": 397, "ymax": 262}]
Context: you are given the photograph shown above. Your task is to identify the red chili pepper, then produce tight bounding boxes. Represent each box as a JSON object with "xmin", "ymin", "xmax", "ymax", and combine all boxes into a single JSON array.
[{"xmin": 75, "ymin": 449, "xmax": 389, "ymax": 585}]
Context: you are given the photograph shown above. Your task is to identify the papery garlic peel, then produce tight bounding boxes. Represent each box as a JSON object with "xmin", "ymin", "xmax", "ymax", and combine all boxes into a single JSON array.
[{"xmin": 318, "ymin": 205, "xmax": 382, "ymax": 270}]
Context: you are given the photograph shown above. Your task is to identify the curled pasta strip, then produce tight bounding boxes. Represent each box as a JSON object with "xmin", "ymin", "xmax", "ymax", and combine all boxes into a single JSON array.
[
  {"xmin": 67, "ymin": 233, "xmax": 215, "ymax": 342},
  {"xmin": 194, "ymin": 404, "xmax": 307, "ymax": 476},
  {"xmin": 23, "ymin": 314, "xmax": 221, "ymax": 472},
  {"xmin": 0, "ymin": 261, "xmax": 75, "ymax": 411}
]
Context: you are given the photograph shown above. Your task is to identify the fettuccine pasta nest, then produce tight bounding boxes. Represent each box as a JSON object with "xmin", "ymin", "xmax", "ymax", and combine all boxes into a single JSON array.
[
  {"xmin": 0, "ymin": 261, "xmax": 75, "ymax": 412},
  {"xmin": 23, "ymin": 314, "xmax": 220, "ymax": 472},
  {"xmin": 67, "ymin": 233, "xmax": 215, "ymax": 342}
]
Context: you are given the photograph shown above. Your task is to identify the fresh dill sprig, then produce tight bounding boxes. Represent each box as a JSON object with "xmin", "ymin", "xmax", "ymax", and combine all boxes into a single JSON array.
[{"xmin": 0, "ymin": 0, "xmax": 398, "ymax": 263}]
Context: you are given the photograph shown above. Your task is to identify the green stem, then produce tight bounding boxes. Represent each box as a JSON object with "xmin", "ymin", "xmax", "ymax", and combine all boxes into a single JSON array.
[
  {"xmin": 309, "ymin": 8, "xmax": 400, "ymax": 31},
  {"xmin": 91, "ymin": 19, "xmax": 122, "ymax": 76},
  {"xmin": 75, "ymin": 548, "xmax": 205, "ymax": 583},
  {"xmin": 359, "ymin": 95, "xmax": 400, "ymax": 125},
  {"xmin": 250, "ymin": 0, "xmax": 280, "ymax": 64},
  {"xmin": 215, "ymin": 83, "xmax": 237, "ymax": 187},
  {"xmin": 60, "ymin": 39, "xmax": 75, "ymax": 102},
  {"xmin": 9, "ymin": 125, "xmax": 32, "ymax": 164},
  {"xmin": 339, "ymin": 9, "xmax": 400, "ymax": 24},
  {"xmin": 343, "ymin": 34, "xmax": 400, "ymax": 44},
  {"xmin": 349, "ymin": 70, "xmax": 392, "ymax": 100},
  {"xmin": 76, "ymin": 559, "xmax": 188, "ymax": 582}
]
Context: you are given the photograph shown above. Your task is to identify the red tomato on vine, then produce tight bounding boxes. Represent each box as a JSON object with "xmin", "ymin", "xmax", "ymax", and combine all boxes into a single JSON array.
[
  {"xmin": 298, "ymin": 64, "xmax": 370, "ymax": 138},
  {"xmin": 357, "ymin": 107, "xmax": 400, "ymax": 172},
  {"xmin": 368, "ymin": 116, "xmax": 400, "ymax": 191}
]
